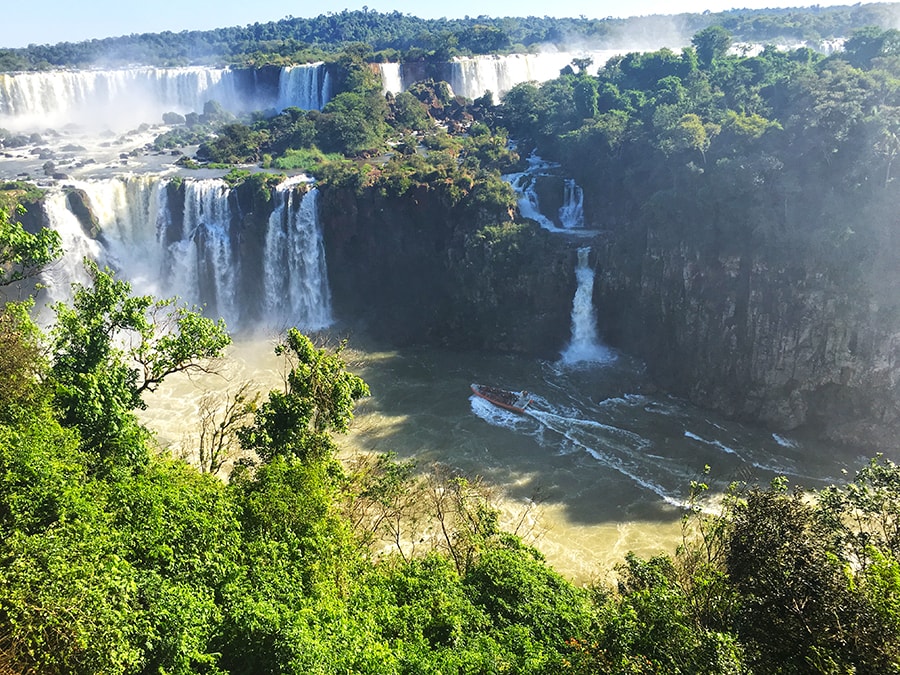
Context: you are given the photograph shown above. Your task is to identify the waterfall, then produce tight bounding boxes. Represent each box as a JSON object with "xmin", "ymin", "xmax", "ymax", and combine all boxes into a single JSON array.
[
  {"xmin": 38, "ymin": 175, "xmax": 334, "ymax": 334},
  {"xmin": 175, "ymin": 179, "xmax": 239, "ymax": 325},
  {"xmin": 449, "ymin": 54, "xmax": 531, "ymax": 101},
  {"xmin": 0, "ymin": 67, "xmax": 244, "ymax": 130},
  {"xmin": 276, "ymin": 63, "xmax": 331, "ymax": 111},
  {"xmin": 38, "ymin": 190, "xmax": 102, "ymax": 321},
  {"xmin": 505, "ymin": 154, "xmax": 556, "ymax": 230},
  {"xmin": 558, "ymin": 179, "xmax": 585, "ymax": 229},
  {"xmin": 504, "ymin": 153, "xmax": 590, "ymax": 233},
  {"xmin": 561, "ymin": 247, "xmax": 613, "ymax": 365},
  {"xmin": 448, "ymin": 50, "xmax": 623, "ymax": 101},
  {"xmin": 379, "ymin": 63, "xmax": 403, "ymax": 95},
  {"xmin": 263, "ymin": 183, "xmax": 332, "ymax": 331}
]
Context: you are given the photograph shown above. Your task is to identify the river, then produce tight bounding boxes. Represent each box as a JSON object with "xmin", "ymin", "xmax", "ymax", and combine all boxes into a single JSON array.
[{"xmin": 139, "ymin": 331, "xmax": 865, "ymax": 585}]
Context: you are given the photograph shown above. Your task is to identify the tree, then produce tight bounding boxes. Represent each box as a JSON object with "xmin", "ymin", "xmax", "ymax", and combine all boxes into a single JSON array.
[
  {"xmin": 0, "ymin": 203, "xmax": 60, "ymax": 289},
  {"xmin": 844, "ymin": 26, "xmax": 900, "ymax": 68},
  {"xmin": 726, "ymin": 479, "xmax": 865, "ymax": 673},
  {"xmin": 392, "ymin": 90, "xmax": 431, "ymax": 131},
  {"xmin": 318, "ymin": 91, "xmax": 389, "ymax": 155},
  {"xmin": 573, "ymin": 77, "xmax": 599, "ymax": 119},
  {"xmin": 50, "ymin": 260, "xmax": 231, "ymax": 474},
  {"xmin": 0, "ymin": 300, "xmax": 44, "ymax": 418},
  {"xmin": 193, "ymin": 382, "xmax": 258, "ymax": 476},
  {"xmin": 660, "ymin": 113, "xmax": 719, "ymax": 163},
  {"xmin": 238, "ymin": 329, "xmax": 369, "ymax": 464},
  {"xmin": 570, "ymin": 56, "xmax": 594, "ymax": 75},
  {"xmin": 692, "ymin": 26, "xmax": 732, "ymax": 68}
]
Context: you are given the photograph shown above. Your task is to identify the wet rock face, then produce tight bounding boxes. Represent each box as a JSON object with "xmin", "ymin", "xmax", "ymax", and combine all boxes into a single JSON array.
[
  {"xmin": 597, "ymin": 235, "xmax": 900, "ymax": 451},
  {"xmin": 65, "ymin": 189, "xmax": 100, "ymax": 238},
  {"xmin": 319, "ymin": 185, "xmax": 574, "ymax": 356}
]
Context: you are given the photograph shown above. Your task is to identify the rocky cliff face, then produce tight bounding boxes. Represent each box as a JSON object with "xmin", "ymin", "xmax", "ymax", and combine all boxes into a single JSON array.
[
  {"xmin": 319, "ymin": 184, "xmax": 576, "ymax": 356},
  {"xmin": 596, "ymin": 224, "xmax": 900, "ymax": 451}
]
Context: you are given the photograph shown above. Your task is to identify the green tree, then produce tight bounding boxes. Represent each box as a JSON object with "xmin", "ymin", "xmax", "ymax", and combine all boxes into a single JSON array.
[
  {"xmin": 392, "ymin": 90, "xmax": 431, "ymax": 131},
  {"xmin": 726, "ymin": 480, "xmax": 864, "ymax": 673},
  {"xmin": 573, "ymin": 77, "xmax": 599, "ymax": 119},
  {"xmin": 238, "ymin": 329, "xmax": 369, "ymax": 464},
  {"xmin": 660, "ymin": 113, "xmax": 719, "ymax": 163},
  {"xmin": 50, "ymin": 260, "xmax": 230, "ymax": 475},
  {"xmin": 318, "ymin": 91, "xmax": 389, "ymax": 155},
  {"xmin": 0, "ymin": 203, "xmax": 60, "ymax": 289},
  {"xmin": 692, "ymin": 26, "xmax": 732, "ymax": 68},
  {"xmin": 586, "ymin": 552, "xmax": 744, "ymax": 674},
  {"xmin": 0, "ymin": 301, "xmax": 45, "ymax": 419},
  {"xmin": 844, "ymin": 26, "xmax": 900, "ymax": 68}
]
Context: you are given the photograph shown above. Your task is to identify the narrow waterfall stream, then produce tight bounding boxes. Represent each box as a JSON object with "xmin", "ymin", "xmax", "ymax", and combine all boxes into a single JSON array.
[
  {"xmin": 561, "ymin": 246, "xmax": 613, "ymax": 364},
  {"xmin": 558, "ymin": 179, "xmax": 585, "ymax": 229}
]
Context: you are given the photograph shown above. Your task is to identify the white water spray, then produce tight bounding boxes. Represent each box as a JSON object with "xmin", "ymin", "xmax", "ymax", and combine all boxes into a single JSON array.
[
  {"xmin": 39, "ymin": 175, "xmax": 334, "ymax": 334},
  {"xmin": 0, "ymin": 67, "xmax": 244, "ymax": 131},
  {"xmin": 276, "ymin": 63, "xmax": 331, "ymax": 111},
  {"xmin": 447, "ymin": 50, "xmax": 623, "ymax": 101},
  {"xmin": 561, "ymin": 247, "xmax": 614, "ymax": 364},
  {"xmin": 379, "ymin": 63, "xmax": 403, "ymax": 96},
  {"xmin": 558, "ymin": 179, "xmax": 585, "ymax": 229},
  {"xmin": 504, "ymin": 154, "xmax": 592, "ymax": 233},
  {"xmin": 263, "ymin": 183, "xmax": 332, "ymax": 331}
]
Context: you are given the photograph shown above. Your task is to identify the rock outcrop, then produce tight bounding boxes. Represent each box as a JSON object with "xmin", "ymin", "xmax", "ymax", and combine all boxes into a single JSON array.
[
  {"xmin": 596, "ymin": 224, "xmax": 900, "ymax": 452},
  {"xmin": 319, "ymin": 183, "xmax": 576, "ymax": 356}
]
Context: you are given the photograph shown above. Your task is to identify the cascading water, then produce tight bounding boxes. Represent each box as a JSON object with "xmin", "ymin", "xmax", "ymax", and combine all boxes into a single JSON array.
[
  {"xmin": 560, "ymin": 247, "xmax": 613, "ymax": 364},
  {"xmin": 504, "ymin": 153, "xmax": 591, "ymax": 233},
  {"xmin": 0, "ymin": 64, "xmax": 334, "ymax": 132},
  {"xmin": 447, "ymin": 50, "xmax": 623, "ymax": 101},
  {"xmin": 0, "ymin": 67, "xmax": 244, "ymax": 130},
  {"xmin": 379, "ymin": 63, "xmax": 403, "ymax": 96},
  {"xmin": 176, "ymin": 179, "xmax": 239, "ymax": 325},
  {"xmin": 558, "ymin": 179, "xmax": 585, "ymax": 229},
  {"xmin": 276, "ymin": 63, "xmax": 332, "ymax": 111},
  {"xmin": 38, "ymin": 175, "xmax": 333, "ymax": 334},
  {"xmin": 263, "ymin": 182, "xmax": 332, "ymax": 331},
  {"xmin": 504, "ymin": 154, "xmax": 557, "ymax": 230}
]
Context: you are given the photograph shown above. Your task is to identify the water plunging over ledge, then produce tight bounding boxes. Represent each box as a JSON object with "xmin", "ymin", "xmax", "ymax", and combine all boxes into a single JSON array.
[
  {"xmin": 561, "ymin": 246, "xmax": 614, "ymax": 365},
  {"xmin": 504, "ymin": 152, "xmax": 596, "ymax": 235},
  {"xmin": 38, "ymin": 175, "xmax": 333, "ymax": 334}
]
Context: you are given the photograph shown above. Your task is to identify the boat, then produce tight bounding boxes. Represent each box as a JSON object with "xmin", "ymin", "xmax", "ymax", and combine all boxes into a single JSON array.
[{"xmin": 470, "ymin": 383, "xmax": 533, "ymax": 414}]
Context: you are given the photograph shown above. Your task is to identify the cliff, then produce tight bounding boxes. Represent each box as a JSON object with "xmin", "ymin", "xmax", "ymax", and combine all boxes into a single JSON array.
[
  {"xmin": 594, "ymin": 206, "xmax": 900, "ymax": 452},
  {"xmin": 319, "ymin": 183, "xmax": 576, "ymax": 356}
]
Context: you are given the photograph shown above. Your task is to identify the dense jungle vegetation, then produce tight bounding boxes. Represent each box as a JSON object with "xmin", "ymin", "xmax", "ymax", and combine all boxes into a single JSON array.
[
  {"xmin": 3, "ymin": 200, "xmax": 900, "ymax": 673},
  {"xmin": 1, "ymin": 4, "xmax": 900, "ymax": 69},
  {"xmin": 4, "ymin": 8, "xmax": 900, "ymax": 673}
]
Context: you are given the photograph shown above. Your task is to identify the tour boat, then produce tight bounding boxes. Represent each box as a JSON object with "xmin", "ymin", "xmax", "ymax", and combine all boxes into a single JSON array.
[{"xmin": 470, "ymin": 383, "xmax": 532, "ymax": 414}]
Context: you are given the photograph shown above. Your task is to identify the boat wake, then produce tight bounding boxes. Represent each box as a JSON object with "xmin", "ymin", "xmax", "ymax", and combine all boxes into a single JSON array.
[{"xmin": 470, "ymin": 367, "xmax": 853, "ymax": 508}]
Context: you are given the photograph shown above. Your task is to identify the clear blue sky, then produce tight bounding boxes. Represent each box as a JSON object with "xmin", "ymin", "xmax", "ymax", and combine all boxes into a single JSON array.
[{"xmin": 2, "ymin": 1, "xmax": 883, "ymax": 49}]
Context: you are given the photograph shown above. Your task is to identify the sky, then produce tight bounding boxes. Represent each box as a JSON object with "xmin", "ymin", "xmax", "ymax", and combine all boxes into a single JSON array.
[{"xmin": 2, "ymin": 0, "xmax": 879, "ymax": 49}]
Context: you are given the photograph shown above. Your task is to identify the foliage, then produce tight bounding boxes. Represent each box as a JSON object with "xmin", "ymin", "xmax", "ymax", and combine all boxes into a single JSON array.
[
  {"xmin": 269, "ymin": 146, "xmax": 343, "ymax": 172},
  {"xmin": 238, "ymin": 329, "xmax": 369, "ymax": 464},
  {"xmin": 693, "ymin": 25, "xmax": 732, "ymax": 68},
  {"xmin": 0, "ymin": 301, "xmax": 45, "ymax": 420},
  {"xmin": 50, "ymin": 260, "xmax": 230, "ymax": 475},
  {"xmin": 193, "ymin": 383, "xmax": 258, "ymax": 476},
  {"xmin": 4, "ymin": 274, "xmax": 900, "ymax": 673},
  {"xmin": 0, "ymin": 202, "xmax": 61, "ymax": 289}
]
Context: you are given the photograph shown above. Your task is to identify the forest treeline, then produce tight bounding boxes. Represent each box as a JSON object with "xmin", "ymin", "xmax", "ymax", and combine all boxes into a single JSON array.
[
  {"xmin": 2, "ymin": 4, "xmax": 900, "ymax": 70},
  {"xmin": 3, "ymin": 201, "xmax": 900, "ymax": 673}
]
